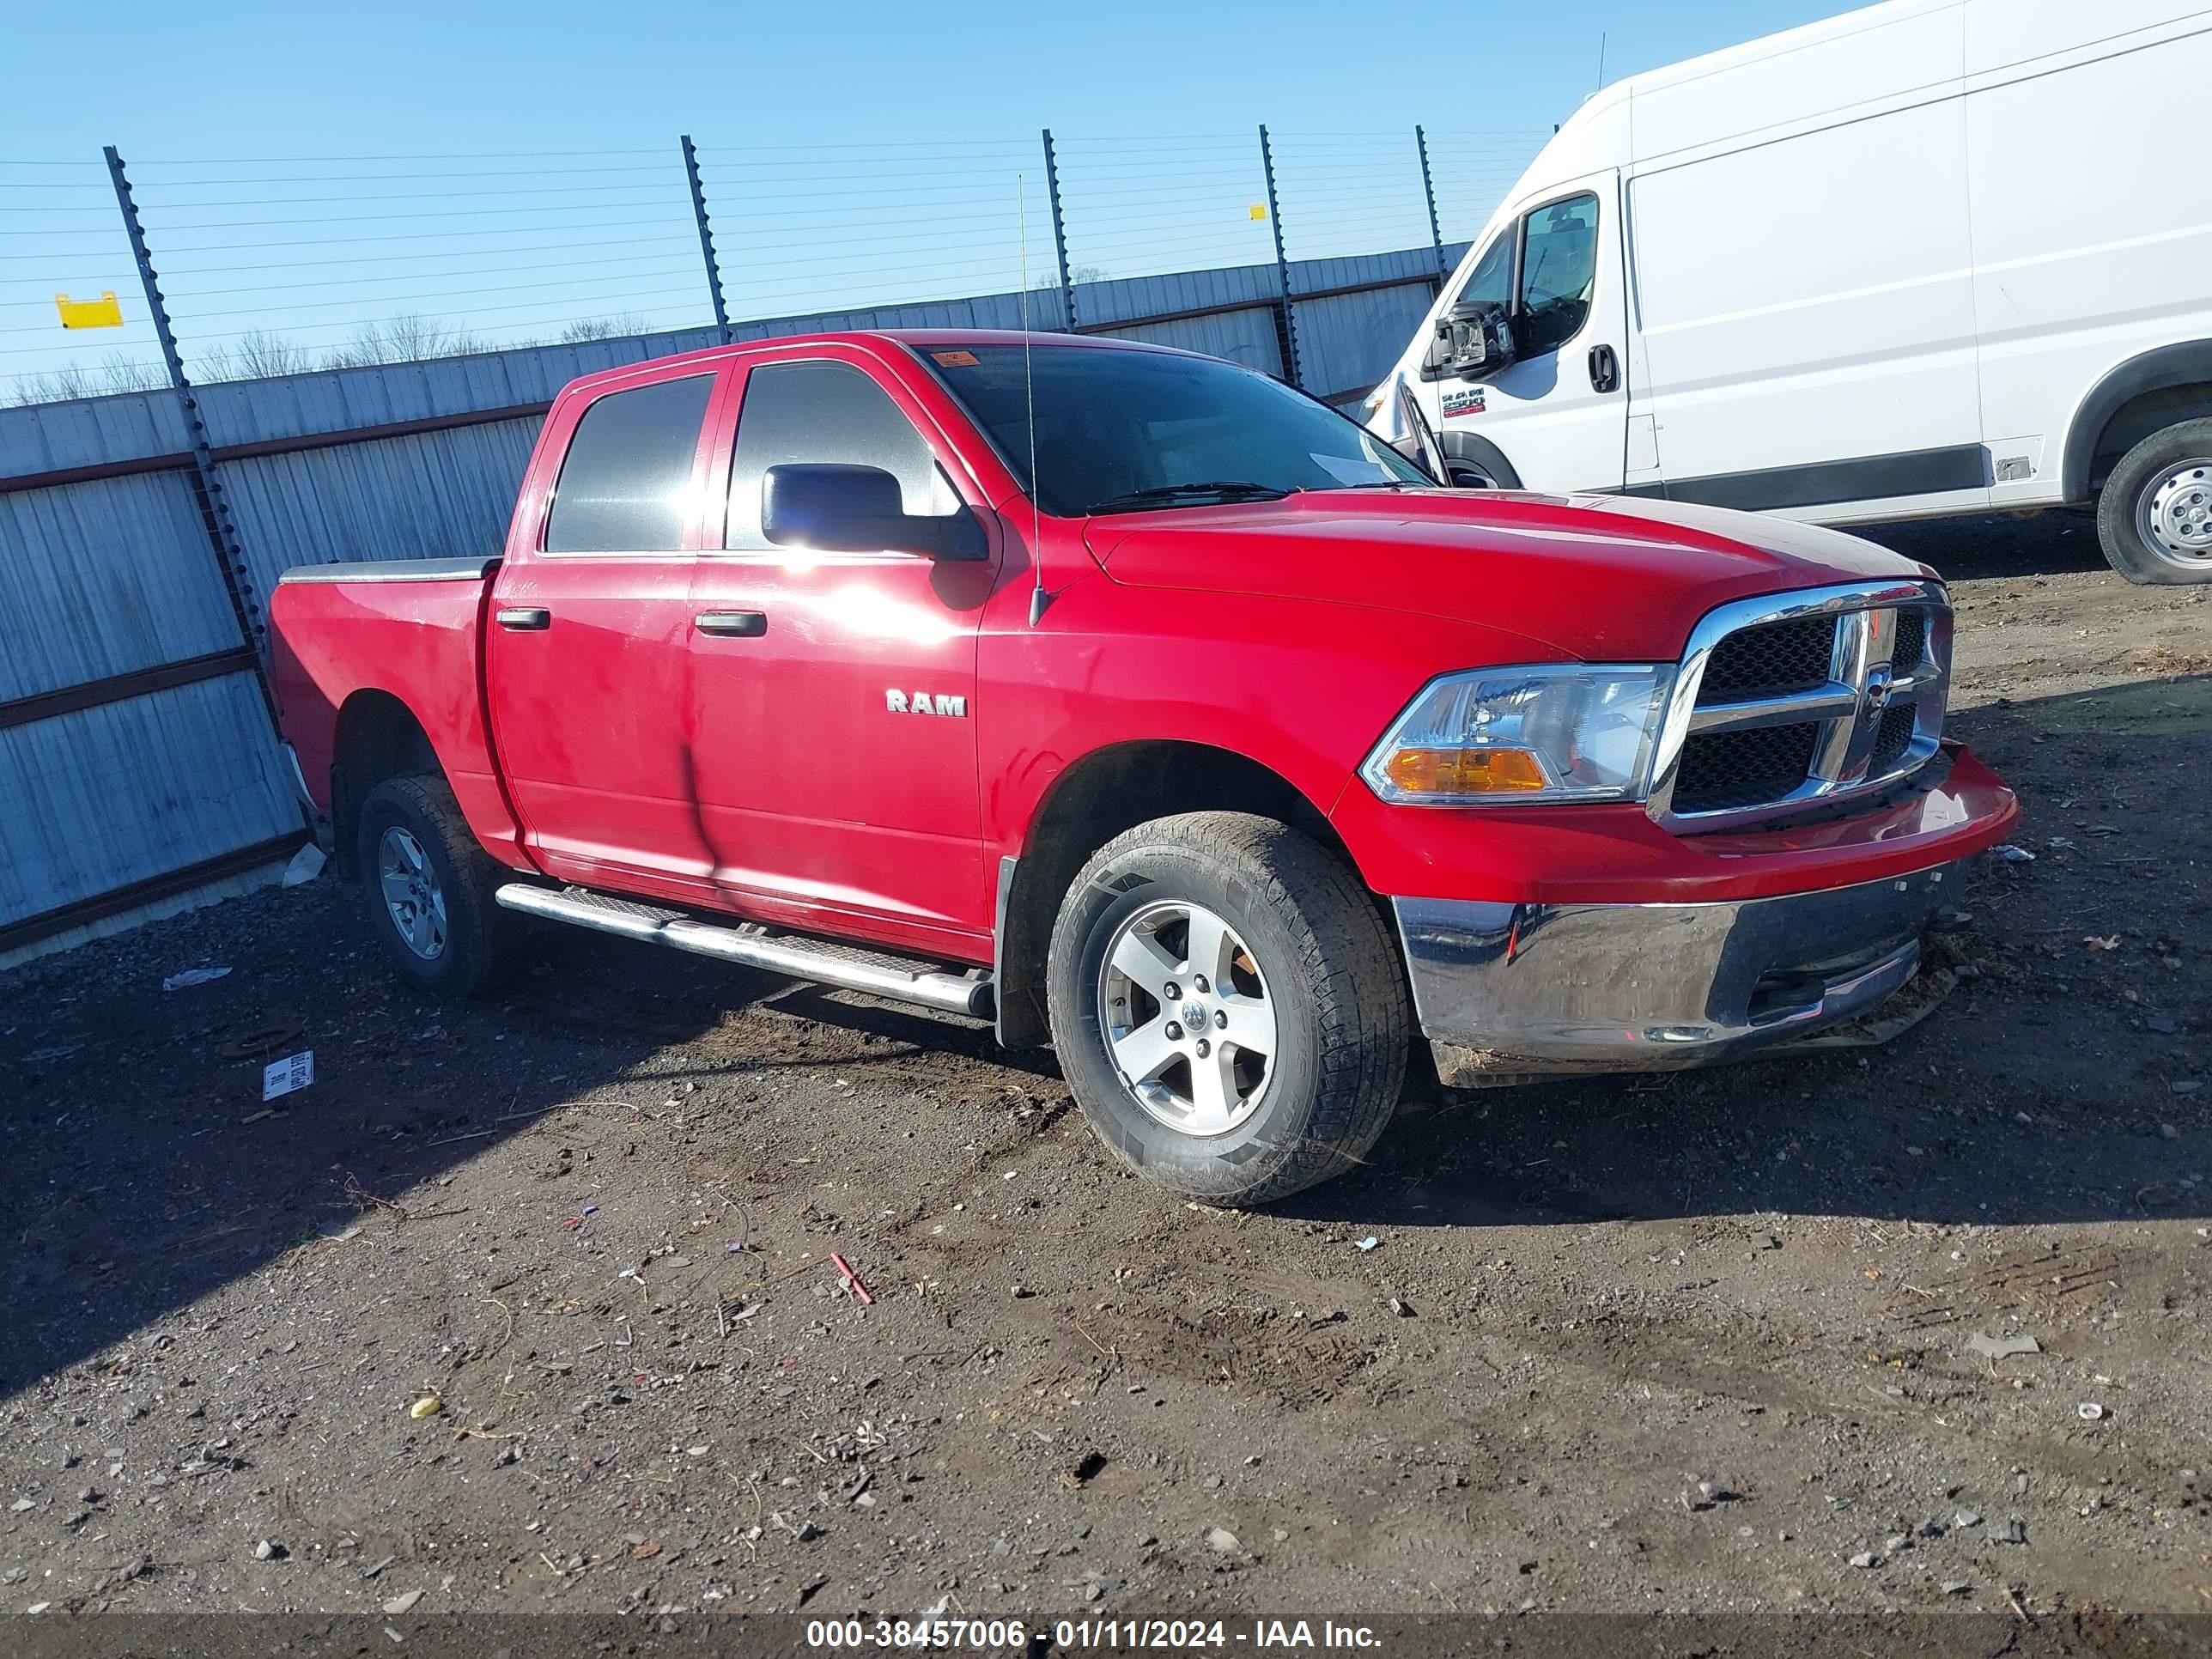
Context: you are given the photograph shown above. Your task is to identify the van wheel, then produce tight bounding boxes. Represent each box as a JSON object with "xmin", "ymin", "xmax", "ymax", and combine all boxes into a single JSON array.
[
  {"xmin": 1045, "ymin": 811, "xmax": 1408, "ymax": 1206},
  {"xmin": 1449, "ymin": 463, "xmax": 1501, "ymax": 489},
  {"xmin": 356, "ymin": 775, "xmax": 521, "ymax": 998},
  {"xmin": 2097, "ymin": 418, "xmax": 2212, "ymax": 583}
]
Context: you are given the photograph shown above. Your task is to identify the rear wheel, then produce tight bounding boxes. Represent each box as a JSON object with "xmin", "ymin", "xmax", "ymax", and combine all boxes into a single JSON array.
[
  {"xmin": 1045, "ymin": 811, "xmax": 1408, "ymax": 1206},
  {"xmin": 356, "ymin": 775, "xmax": 521, "ymax": 998},
  {"xmin": 2096, "ymin": 418, "xmax": 2212, "ymax": 584}
]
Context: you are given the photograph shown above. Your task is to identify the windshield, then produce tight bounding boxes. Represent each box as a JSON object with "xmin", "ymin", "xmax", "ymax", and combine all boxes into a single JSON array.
[{"xmin": 918, "ymin": 343, "xmax": 1428, "ymax": 515}]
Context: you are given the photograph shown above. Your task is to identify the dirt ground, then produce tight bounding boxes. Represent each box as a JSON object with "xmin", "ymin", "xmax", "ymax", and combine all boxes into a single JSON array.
[{"xmin": 3, "ymin": 510, "xmax": 2210, "ymax": 1625}]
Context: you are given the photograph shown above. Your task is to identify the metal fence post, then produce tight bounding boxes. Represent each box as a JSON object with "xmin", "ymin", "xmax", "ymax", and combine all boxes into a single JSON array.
[
  {"xmin": 681, "ymin": 135, "xmax": 732, "ymax": 344},
  {"xmin": 1257, "ymin": 125, "xmax": 1303, "ymax": 389},
  {"xmin": 104, "ymin": 145, "xmax": 281, "ymax": 726},
  {"xmin": 1041, "ymin": 128, "xmax": 1079, "ymax": 333},
  {"xmin": 1416, "ymin": 125, "xmax": 1449, "ymax": 283}
]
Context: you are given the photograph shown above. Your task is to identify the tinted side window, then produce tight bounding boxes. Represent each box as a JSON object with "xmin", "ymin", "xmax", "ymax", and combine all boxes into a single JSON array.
[
  {"xmin": 544, "ymin": 374, "xmax": 714, "ymax": 553},
  {"xmin": 725, "ymin": 361, "xmax": 955, "ymax": 550},
  {"xmin": 1516, "ymin": 193, "xmax": 1599, "ymax": 356}
]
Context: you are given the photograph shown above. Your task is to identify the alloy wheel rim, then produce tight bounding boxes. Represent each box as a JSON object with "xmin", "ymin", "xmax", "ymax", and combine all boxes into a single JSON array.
[
  {"xmin": 2138, "ymin": 458, "xmax": 2212, "ymax": 567},
  {"xmin": 377, "ymin": 826, "xmax": 447, "ymax": 961},
  {"xmin": 1097, "ymin": 899, "xmax": 1275, "ymax": 1137}
]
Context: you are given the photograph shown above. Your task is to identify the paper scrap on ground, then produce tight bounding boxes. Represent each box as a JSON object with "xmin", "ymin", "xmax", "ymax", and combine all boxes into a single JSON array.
[{"xmin": 263, "ymin": 1050, "xmax": 314, "ymax": 1101}]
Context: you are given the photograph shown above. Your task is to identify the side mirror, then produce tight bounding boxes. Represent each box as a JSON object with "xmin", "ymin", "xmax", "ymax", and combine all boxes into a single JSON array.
[
  {"xmin": 1422, "ymin": 299, "xmax": 1518, "ymax": 384},
  {"xmin": 761, "ymin": 464, "xmax": 988, "ymax": 562}
]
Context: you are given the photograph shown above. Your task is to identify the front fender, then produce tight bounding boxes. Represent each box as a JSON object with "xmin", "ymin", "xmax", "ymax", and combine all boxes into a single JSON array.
[{"xmin": 976, "ymin": 574, "xmax": 1527, "ymax": 884}]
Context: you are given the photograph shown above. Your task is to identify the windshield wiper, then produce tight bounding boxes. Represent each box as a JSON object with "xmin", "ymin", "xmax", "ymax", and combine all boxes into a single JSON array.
[{"xmin": 1083, "ymin": 480, "xmax": 1294, "ymax": 514}]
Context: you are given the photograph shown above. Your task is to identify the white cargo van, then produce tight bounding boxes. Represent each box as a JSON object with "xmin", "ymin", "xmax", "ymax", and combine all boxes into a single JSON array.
[{"xmin": 1366, "ymin": 0, "xmax": 2212, "ymax": 584}]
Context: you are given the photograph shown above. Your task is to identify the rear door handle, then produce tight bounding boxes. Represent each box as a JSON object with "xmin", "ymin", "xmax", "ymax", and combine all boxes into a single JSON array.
[
  {"xmin": 495, "ymin": 607, "xmax": 550, "ymax": 631},
  {"xmin": 1587, "ymin": 343, "xmax": 1620, "ymax": 394},
  {"xmin": 695, "ymin": 611, "xmax": 767, "ymax": 638}
]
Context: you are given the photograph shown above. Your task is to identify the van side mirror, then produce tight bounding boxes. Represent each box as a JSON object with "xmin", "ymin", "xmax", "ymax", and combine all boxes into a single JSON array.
[
  {"xmin": 1421, "ymin": 299, "xmax": 1518, "ymax": 384},
  {"xmin": 761, "ymin": 464, "xmax": 987, "ymax": 562}
]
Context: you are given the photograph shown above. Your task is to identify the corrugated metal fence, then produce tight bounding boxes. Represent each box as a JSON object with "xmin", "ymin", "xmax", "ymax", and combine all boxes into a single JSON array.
[{"xmin": 0, "ymin": 240, "xmax": 1464, "ymax": 963}]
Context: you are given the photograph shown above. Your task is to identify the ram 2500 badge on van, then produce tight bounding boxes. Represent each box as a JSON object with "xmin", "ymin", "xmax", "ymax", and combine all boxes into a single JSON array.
[{"xmin": 271, "ymin": 331, "xmax": 2019, "ymax": 1205}]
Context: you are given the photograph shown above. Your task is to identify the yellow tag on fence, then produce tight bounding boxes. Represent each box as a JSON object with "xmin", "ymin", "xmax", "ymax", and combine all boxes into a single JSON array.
[
  {"xmin": 1248, "ymin": 204, "xmax": 1267, "ymax": 222},
  {"xmin": 55, "ymin": 291, "xmax": 124, "ymax": 330}
]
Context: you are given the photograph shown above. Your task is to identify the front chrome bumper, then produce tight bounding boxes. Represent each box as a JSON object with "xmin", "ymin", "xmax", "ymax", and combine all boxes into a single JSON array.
[{"xmin": 1393, "ymin": 862, "xmax": 1961, "ymax": 1084}]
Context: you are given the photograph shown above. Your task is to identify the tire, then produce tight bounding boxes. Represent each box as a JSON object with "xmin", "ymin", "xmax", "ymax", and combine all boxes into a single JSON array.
[
  {"xmin": 356, "ymin": 775, "xmax": 521, "ymax": 998},
  {"xmin": 2095, "ymin": 417, "xmax": 2212, "ymax": 584},
  {"xmin": 1448, "ymin": 463, "xmax": 1502, "ymax": 489},
  {"xmin": 1045, "ymin": 811, "xmax": 1409, "ymax": 1206}
]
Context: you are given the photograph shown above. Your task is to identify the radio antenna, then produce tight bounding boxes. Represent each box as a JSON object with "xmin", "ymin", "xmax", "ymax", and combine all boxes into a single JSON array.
[{"xmin": 1018, "ymin": 174, "xmax": 1049, "ymax": 627}]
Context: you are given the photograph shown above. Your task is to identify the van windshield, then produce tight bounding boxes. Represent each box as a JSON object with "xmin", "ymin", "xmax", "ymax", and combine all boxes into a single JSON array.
[{"xmin": 919, "ymin": 344, "xmax": 1428, "ymax": 516}]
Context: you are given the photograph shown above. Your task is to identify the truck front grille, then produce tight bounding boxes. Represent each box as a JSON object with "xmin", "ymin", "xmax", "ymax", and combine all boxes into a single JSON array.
[
  {"xmin": 1699, "ymin": 617, "xmax": 1834, "ymax": 699},
  {"xmin": 1670, "ymin": 722, "xmax": 1825, "ymax": 813},
  {"xmin": 1652, "ymin": 582, "xmax": 1951, "ymax": 831}
]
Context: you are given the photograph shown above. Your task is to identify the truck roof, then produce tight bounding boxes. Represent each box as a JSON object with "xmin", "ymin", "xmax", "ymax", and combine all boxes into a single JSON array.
[{"xmin": 560, "ymin": 327, "xmax": 1175, "ymax": 398}]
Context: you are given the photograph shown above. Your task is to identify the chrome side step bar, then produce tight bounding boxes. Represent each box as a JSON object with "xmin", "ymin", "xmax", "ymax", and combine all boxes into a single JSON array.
[{"xmin": 494, "ymin": 884, "xmax": 993, "ymax": 1018}]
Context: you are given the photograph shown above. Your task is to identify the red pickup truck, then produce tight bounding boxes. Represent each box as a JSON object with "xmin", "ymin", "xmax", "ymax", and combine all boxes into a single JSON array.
[{"xmin": 271, "ymin": 330, "xmax": 2018, "ymax": 1204}]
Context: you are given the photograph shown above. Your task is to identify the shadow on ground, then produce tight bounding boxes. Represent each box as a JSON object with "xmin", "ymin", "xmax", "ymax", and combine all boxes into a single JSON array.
[
  {"xmin": 1852, "ymin": 507, "xmax": 2110, "ymax": 579},
  {"xmin": 2, "ymin": 671, "xmax": 2204, "ymax": 1399}
]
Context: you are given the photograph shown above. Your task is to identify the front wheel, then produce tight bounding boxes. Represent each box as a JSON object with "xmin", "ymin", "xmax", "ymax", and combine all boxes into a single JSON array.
[
  {"xmin": 2096, "ymin": 417, "xmax": 2212, "ymax": 584},
  {"xmin": 1045, "ymin": 811, "xmax": 1409, "ymax": 1206}
]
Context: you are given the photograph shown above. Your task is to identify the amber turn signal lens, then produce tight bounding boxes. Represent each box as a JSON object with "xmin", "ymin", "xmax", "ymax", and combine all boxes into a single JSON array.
[{"xmin": 1382, "ymin": 747, "xmax": 1549, "ymax": 795}]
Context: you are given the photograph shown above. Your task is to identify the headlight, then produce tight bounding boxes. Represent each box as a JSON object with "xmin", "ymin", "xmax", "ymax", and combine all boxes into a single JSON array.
[{"xmin": 1360, "ymin": 664, "xmax": 1674, "ymax": 805}]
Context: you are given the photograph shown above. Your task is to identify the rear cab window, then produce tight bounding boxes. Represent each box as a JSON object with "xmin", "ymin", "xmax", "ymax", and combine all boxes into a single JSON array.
[{"xmin": 544, "ymin": 374, "xmax": 715, "ymax": 553}]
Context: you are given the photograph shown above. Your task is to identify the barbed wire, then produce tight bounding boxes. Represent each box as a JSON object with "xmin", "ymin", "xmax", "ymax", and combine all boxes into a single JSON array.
[{"xmin": 2, "ymin": 127, "xmax": 1544, "ymax": 405}]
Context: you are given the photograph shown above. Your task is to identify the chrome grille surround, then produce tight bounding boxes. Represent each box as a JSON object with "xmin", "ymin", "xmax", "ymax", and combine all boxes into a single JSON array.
[{"xmin": 1647, "ymin": 579, "xmax": 1952, "ymax": 831}]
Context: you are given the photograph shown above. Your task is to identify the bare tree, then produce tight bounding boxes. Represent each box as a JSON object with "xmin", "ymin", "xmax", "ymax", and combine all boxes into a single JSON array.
[
  {"xmin": 323, "ymin": 313, "xmax": 490, "ymax": 369},
  {"xmin": 556, "ymin": 313, "xmax": 653, "ymax": 343},
  {"xmin": 1033, "ymin": 263, "xmax": 1106, "ymax": 290},
  {"xmin": 4, "ymin": 354, "xmax": 167, "ymax": 408},
  {"xmin": 198, "ymin": 330, "xmax": 314, "ymax": 383}
]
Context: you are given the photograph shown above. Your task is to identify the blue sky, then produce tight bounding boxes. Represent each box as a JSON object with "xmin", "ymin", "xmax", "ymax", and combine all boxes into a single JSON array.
[{"xmin": 1, "ymin": 0, "xmax": 1851, "ymax": 398}]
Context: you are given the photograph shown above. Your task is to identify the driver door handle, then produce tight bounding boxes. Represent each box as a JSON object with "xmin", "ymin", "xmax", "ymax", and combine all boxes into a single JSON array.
[
  {"xmin": 495, "ymin": 607, "xmax": 550, "ymax": 631},
  {"xmin": 695, "ymin": 611, "xmax": 767, "ymax": 638},
  {"xmin": 1588, "ymin": 343, "xmax": 1620, "ymax": 394}
]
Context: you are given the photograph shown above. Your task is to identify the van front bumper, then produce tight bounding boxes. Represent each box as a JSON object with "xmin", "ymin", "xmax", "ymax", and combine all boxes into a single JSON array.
[{"xmin": 1393, "ymin": 860, "xmax": 1961, "ymax": 1084}]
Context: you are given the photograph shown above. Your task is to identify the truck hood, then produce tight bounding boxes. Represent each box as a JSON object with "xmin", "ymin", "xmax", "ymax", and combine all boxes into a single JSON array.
[{"xmin": 1083, "ymin": 489, "xmax": 1936, "ymax": 662}]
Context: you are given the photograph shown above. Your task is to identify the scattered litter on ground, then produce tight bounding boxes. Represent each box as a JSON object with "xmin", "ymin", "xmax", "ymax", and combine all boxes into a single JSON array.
[
  {"xmin": 282, "ymin": 844, "xmax": 327, "ymax": 887},
  {"xmin": 1966, "ymin": 1333, "xmax": 2042, "ymax": 1362},
  {"xmin": 831, "ymin": 1252, "xmax": 874, "ymax": 1305},
  {"xmin": 1990, "ymin": 845, "xmax": 2036, "ymax": 864},
  {"xmin": 1206, "ymin": 1528, "xmax": 1241, "ymax": 1554},
  {"xmin": 219, "ymin": 1024, "xmax": 302, "ymax": 1060},
  {"xmin": 1354, "ymin": 1236, "xmax": 1379, "ymax": 1252},
  {"xmin": 2076, "ymin": 1402, "xmax": 2106, "ymax": 1421},
  {"xmin": 381, "ymin": 1589, "xmax": 422, "ymax": 1616},
  {"xmin": 2084, "ymin": 935, "xmax": 2122, "ymax": 951},
  {"xmin": 409, "ymin": 1395, "xmax": 443, "ymax": 1419},
  {"xmin": 161, "ymin": 967, "xmax": 231, "ymax": 991}
]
